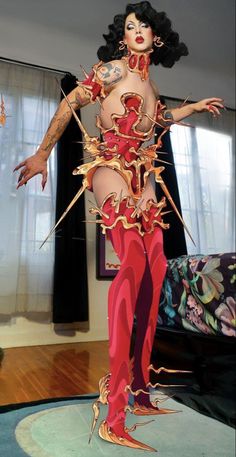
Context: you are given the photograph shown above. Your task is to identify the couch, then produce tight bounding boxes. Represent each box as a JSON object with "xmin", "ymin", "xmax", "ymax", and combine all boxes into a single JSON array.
[{"xmin": 150, "ymin": 252, "xmax": 236, "ymax": 427}]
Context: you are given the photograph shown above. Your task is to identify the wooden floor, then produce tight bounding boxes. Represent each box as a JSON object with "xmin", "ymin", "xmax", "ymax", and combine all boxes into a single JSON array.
[{"xmin": 0, "ymin": 341, "xmax": 109, "ymax": 406}]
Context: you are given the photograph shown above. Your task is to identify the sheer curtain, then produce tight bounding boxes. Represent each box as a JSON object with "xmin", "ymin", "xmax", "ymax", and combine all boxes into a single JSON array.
[
  {"xmin": 167, "ymin": 98, "xmax": 235, "ymax": 255},
  {"xmin": 0, "ymin": 61, "xmax": 61, "ymax": 315}
]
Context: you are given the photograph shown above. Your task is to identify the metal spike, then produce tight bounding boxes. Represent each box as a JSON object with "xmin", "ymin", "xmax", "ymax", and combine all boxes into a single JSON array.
[
  {"xmin": 156, "ymin": 175, "xmax": 196, "ymax": 246},
  {"xmin": 154, "ymin": 158, "xmax": 173, "ymax": 165},
  {"xmin": 178, "ymin": 93, "xmax": 192, "ymax": 108},
  {"xmin": 82, "ymin": 219, "xmax": 103, "ymax": 224},
  {"xmin": 152, "ymin": 149, "xmax": 169, "ymax": 154},
  {"xmin": 80, "ymin": 65, "xmax": 89, "ymax": 79},
  {"xmin": 96, "ymin": 96, "xmax": 102, "ymax": 106},
  {"xmin": 160, "ymin": 210, "xmax": 173, "ymax": 216},
  {"xmin": 55, "ymin": 78, "xmax": 89, "ymax": 138},
  {"xmin": 39, "ymin": 182, "xmax": 88, "ymax": 248},
  {"xmin": 131, "ymin": 197, "xmax": 144, "ymax": 218}
]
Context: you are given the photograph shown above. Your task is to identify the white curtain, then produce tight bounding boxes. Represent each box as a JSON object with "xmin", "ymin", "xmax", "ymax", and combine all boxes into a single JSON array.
[
  {"xmin": 167, "ymin": 98, "xmax": 235, "ymax": 255},
  {"xmin": 0, "ymin": 61, "xmax": 61, "ymax": 314}
]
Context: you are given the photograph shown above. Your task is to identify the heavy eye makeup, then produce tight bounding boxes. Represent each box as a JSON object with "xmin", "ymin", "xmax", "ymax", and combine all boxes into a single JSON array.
[
  {"xmin": 126, "ymin": 23, "xmax": 135, "ymax": 30},
  {"xmin": 126, "ymin": 21, "xmax": 150, "ymax": 31}
]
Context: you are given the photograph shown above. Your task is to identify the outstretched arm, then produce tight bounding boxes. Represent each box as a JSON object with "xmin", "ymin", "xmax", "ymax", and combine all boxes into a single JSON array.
[
  {"xmin": 166, "ymin": 97, "xmax": 225, "ymax": 122},
  {"xmin": 150, "ymin": 81, "xmax": 225, "ymax": 123},
  {"xmin": 14, "ymin": 84, "xmax": 91, "ymax": 189}
]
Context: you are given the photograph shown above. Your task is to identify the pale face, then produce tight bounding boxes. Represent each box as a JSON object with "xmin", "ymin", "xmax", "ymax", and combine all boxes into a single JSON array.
[{"xmin": 123, "ymin": 12, "xmax": 155, "ymax": 53}]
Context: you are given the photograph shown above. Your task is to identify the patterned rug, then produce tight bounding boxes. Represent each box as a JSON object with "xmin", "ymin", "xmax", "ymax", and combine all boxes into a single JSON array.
[{"xmin": 0, "ymin": 393, "xmax": 235, "ymax": 456}]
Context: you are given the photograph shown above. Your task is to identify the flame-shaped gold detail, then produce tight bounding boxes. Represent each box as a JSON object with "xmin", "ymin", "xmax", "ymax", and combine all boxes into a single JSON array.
[
  {"xmin": 98, "ymin": 420, "xmax": 157, "ymax": 452},
  {"xmin": 76, "ymin": 61, "xmax": 107, "ymax": 104},
  {"xmin": 125, "ymin": 419, "xmax": 154, "ymax": 432},
  {"xmin": 147, "ymin": 381, "xmax": 186, "ymax": 388},
  {"xmin": 148, "ymin": 364, "xmax": 193, "ymax": 375},
  {"xmin": 88, "ymin": 373, "xmax": 110, "ymax": 444},
  {"xmin": 88, "ymin": 192, "xmax": 169, "ymax": 236},
  {"xmin": 124, "ymin": 364, "xmax": 193, "ymax": 415},
  {"xmin": 0, "ymin": 94, "xmax": 6, "ymax": 127},
  {"xmin": 126, "ymin": 402, "xmax": 180, "ymax": 416},
  {"xmin": 96, "ymin": 92, "xmax": 164, "ymax": 142}
]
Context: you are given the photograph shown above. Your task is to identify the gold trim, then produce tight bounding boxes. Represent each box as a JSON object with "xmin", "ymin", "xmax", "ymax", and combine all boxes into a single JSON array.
[
  {"xmin": 121, "ymin": 49, "xmax": 153, "ymax": 81},
  {"xmin": 96, "ymin": 92, "xmax": 161, "ymax": 142},
  {"xmin": 98, "ymin": 420, "xmax": 157, "ymax": 451},
  {"xmin": 88, "ymin": 192, "xmax": 170, "ymax": 236}
]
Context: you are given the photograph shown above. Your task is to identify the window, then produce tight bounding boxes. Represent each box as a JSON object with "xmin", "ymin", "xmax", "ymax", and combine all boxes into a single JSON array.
[
  {"xmin": 0, "ymin": 61, "xmax": 60, "ymax": 314},
  {"xmin": 170, "ymin": 124, "xmax": 234, "ymax": 255}
]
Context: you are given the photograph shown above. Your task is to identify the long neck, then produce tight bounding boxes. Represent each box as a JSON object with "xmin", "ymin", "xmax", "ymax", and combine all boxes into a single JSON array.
[{"xmin": 122, "ymin": 47, "xmax": 152, "ymax": 81}]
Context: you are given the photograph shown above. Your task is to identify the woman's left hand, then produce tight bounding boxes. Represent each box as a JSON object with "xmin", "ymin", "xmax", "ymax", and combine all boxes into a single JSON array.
[{"xmin": 193, "ymin": 98, "xmax": 225, "ymax": 117}]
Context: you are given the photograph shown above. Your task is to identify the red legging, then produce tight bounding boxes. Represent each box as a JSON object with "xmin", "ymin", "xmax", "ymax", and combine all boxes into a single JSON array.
[
  {"xmin": 106, "ymin": 223, "xmax": 146, "ymax": 436},
  {"xmin": 132, "ymin": 227, "xmax": 167, "ymax": 406},
  {"xmin": 105, "ymin": 217, "xmax": 167, "ymax": 435}
]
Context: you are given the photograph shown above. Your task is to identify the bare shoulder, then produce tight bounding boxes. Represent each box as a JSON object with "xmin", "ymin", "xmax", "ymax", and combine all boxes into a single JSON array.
[
  {"xmin": 96, "ymin": 60, "xmax": 127, "ymax": 88},
  {"xmin": 150, "ymin": 79, "xmax": 160, "ymax": 99}
]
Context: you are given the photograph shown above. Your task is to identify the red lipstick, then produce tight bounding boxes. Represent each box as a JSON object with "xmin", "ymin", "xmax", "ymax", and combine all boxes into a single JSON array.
[{"xmin": 135, "ymin": 36, "xmax": 144, "ymax": 43}]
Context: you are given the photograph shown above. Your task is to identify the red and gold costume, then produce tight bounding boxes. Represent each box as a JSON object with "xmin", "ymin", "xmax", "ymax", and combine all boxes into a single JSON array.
[
  {"xmin": 74, "ymin": 90, "xmax": 170, "ymax": 234},
  {"xmin": 43, "ymin": 54, "xmax": 192, "ymax": 451}
]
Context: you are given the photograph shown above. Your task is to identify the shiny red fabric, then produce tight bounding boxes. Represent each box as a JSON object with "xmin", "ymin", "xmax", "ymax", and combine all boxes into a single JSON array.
[
  {"xmin": 101, "ymin": 94, "xmax": 155, "ymax": 193},
  {"xmin": 81, "ymin": 70, "xmax": 103, "ymax": 101},
  {"xmin": 102, "ymin": 195, "xmax": 167, "ymax": 434}
]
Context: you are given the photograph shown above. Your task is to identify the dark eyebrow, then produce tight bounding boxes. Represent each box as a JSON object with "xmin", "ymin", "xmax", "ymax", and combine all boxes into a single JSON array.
[{"xmin": 126, "ymin": 20, "xmax": 148, "ymax": 25}]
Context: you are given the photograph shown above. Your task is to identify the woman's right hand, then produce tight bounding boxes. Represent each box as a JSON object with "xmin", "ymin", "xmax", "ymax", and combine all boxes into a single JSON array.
[{"xmin": 13, "ymin": 150, "xmax": 48, "ymax": 190}]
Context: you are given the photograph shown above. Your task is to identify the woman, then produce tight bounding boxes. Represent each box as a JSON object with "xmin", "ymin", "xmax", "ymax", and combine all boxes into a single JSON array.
[{"xmin": 14, "ymin": 1, "xmax": 224, "ymax": 451}]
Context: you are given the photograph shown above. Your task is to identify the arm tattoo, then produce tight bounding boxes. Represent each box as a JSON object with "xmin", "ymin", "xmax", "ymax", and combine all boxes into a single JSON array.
[
  {"xmin": 98, "ymin": 64, "xmax": 122, "ymax": 86},
  {"xmin": 105, "ymin": 75, "xmax": 122, "ymax": 87},
  {"xmin": 70, "ymin": 91, "xmax": 88, "ymax": 107},
  {"xmin": 114, "ymin": 66, "xmax": 121, "ymax": 76},
  {"xmin": 162, "ymin": 110, "xmax": 174, "ymax": 121},
  {"xmin": 98, "ymin": 63, "xmax": 113, "ymax": 79},
  {"xmin": 42, "ymin": 110, "xmax": 71, "ymax": 152}
]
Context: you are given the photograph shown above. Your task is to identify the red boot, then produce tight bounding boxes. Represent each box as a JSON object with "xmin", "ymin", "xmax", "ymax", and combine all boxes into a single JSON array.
[
  {"xmin": 131, "ymin": 223, "xmax": 175, "ymax": 414},
  {"xmin": 130, "ymin": 203, "xmax": 188, "ymax": 415},
  {"xmin": 89, "ymin": 192, "xmax": 157, "ymax": 450}
]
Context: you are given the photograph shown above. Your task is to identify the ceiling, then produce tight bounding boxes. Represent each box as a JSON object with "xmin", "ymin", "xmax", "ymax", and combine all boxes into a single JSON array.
[
  {"xmin": 0, "ymin": 0, "xmax": 235, "ymax": 105},
  {"xmin": 0, "ymin": 0, "xmax": 234, "ymax": 72}
]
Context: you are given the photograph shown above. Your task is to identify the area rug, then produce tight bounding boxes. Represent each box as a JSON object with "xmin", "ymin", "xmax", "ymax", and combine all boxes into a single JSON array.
[{"xmin": 0, "ymin": 393, "xmax": 235, "ymax": 457}]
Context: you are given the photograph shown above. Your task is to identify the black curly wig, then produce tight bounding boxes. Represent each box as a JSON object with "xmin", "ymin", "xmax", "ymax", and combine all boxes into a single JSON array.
[{"xmin": 97, "ymin": 1, "xmax": 188, "ymax": 67}]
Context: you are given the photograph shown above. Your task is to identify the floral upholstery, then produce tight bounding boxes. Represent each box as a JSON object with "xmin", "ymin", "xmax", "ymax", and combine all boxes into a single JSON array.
[{"xmin": 159, "ymin": 253, "xmax": 236, "ymax": 336}]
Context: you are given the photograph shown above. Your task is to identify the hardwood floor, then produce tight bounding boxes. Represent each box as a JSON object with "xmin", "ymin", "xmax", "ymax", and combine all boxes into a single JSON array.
[{"xmin": 0, "ymin": 341, "xmax": 109, "ymax": 406}]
